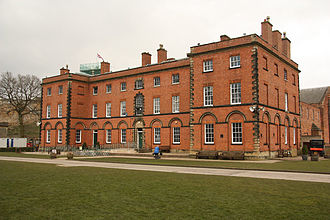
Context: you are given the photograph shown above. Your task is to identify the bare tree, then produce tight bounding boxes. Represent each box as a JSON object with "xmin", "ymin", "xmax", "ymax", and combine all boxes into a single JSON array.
[{"xmin": 0, "ymin": 72, "xmax": 41, "ymax": 137}]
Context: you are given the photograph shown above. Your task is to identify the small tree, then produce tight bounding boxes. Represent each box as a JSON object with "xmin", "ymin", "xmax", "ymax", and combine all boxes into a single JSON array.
[{"xmin": 0, "ymin": 72, "xmax": 41, "ymax": 137}]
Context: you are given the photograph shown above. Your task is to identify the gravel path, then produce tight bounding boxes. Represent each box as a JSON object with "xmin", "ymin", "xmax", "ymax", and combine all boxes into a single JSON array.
[{"xmin": 1, "ymin": 156, "xmax": 329, "ymax": 183}]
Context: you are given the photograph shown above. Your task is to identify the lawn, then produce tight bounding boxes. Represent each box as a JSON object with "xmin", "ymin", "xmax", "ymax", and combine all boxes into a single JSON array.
[
  {"xmin": 77, "ymin": 157, "xmax": 330, "ymax": 173},
  {"xmin": 0, "ymin": 152, "xmax": 50, "ymax": 159},
  {"xmin": 0, "ymin": 160, "xmax": 329, "ymax": 219}
]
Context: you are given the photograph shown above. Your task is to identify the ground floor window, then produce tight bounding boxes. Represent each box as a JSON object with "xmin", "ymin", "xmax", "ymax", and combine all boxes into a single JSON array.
[
  {"xmin": 58, "ymin": 129, "xmax": 62, "ymax": 143},
  {"xmin": 205, "ymin": 124, "xmax": 214, "ymax": 144},
  {"xmin": 285, "ymin": 126, "xmax": 288, "ymax": 145},
  {"xmin": 76, "ymin": 130, "xmax": 81, "ymax": 143},
  {"xmin": 106, "ymin": 129, "xmax": 111, "ymax": 143},
  {"xmin": 231, "ymin": 123, "xmax": 242, "ymax": 144},
  {"xmin": 46, "ymin": 130, "xmax": 50, "ymax": 143},
  {"xmin": 293, "ymin": 127, "xmax": 296, "ymax": 145},
  {"xmin": 121, "ymin": 129, "xmax": 127, "ymax": 143},
  {"xmin": 173, "ymin": 127, "xmax": 180, "ymax": 144},
  {"xmin": 154, "ymin": 127, "xmax": 161, "ymax": 144}
]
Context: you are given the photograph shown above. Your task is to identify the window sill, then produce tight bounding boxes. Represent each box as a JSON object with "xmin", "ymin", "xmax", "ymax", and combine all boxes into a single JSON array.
[
  {"xmin": 153, "ymin": 113, "xmax": 160, "ymax": 115},
  {"xmin": 173, "ymin": 142, "xmax": 180, "ymax": 145},
  {"xmin": 172, "ymin": 83, "xmax": 180, "ymax": 85},
  {"xmin": 230, "ymin": 102, "xmax": 241, "ymax": 105},
  {"xmin": 231, "ymin": 143, "xmax": 243, "ymax": 145},
  {"xmin": 154, "ymin": 85, "xmax": 160, "ymax": 88},
  {"xmin": 154, "ymin": 143, "xmax": 161, "ymax": 145},
  {"xmin": 204, "ymin": 142, "xmax": 214, "ymax": 145},
  {"xmin": 203, "ymin": 70, "xmax": 213, "ymax": 73},
  {"xmin": 134, "ymin": 88, "xmax": 144, "ymax": 90},
  {"xmin": 229, "ymin": 66, "xmax": 241, "ymax": 69},
  {"xmin": 120, "ymin": 90, "xmax": 126, "ymax": 92}
]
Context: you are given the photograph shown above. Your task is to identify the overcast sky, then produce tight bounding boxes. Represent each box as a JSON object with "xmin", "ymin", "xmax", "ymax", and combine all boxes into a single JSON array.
[{"xmin": 0, "ymin": 0, "xmax": 329, "ymax": 89}]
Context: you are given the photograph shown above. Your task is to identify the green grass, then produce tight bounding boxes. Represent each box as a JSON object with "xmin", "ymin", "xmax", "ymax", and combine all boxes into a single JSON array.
[
  {"xmin": 0, "ymin": 152, "xmax": 50, "ymax": 159},
  {"xmin": 77, "ymin": 157, "xmax": 330, "ymax": 173},
  {"xmin": 0, "ymin": 160, "xmax": 329, "ymax": 219}
]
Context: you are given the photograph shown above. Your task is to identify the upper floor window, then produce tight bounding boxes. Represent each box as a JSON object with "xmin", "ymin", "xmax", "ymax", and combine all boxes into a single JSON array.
[
  {"xmin": 285, "ymin": 93, "xmax": 288, "ymax": 111},
  {"xmin": 135, "ymin": 79, "xmax": 144, "ymax": 89},
  {"xmin": 172, "ymin": 96, "xmax": 180, "ymax": 113},
  {"xmin": 121, "ymin": 82, "xmax": 127, "ymax": 91},
  {"xmin": 172, "ymin": 74, "xmax": 180, "ymax": 84},
  {"xmin": 47, "ymin": 88, "xmax": 51, "ymax": 96},
  {"xmin": 263, "ymin": 57, "xmax": 268, "ymax": 70},
  {"xmin": 203, "ymin": 60, "xmax": 213, "ymax": 72},
  {"xmin": 292, "ymin": 74, "xmax": 296, "ymax": 85},
  {"xmin": 93, "ymin": 86, "xmax": 98, "ymax": 95},
  {"xmin": 120, "ymin": 101, "xmax": 127, "ymax": 117},
  {"xmin": 203, "ymin": 86, "xmax": 213, "ymax": 106},
  {"xmin": 230, "ymin": 83, "xmax": 241, "ymax": 105},
  {"xmin": 58, "ymin": 86, "xmax": 63, "ymax": 95},
  {"xmin": 274, "ymin": 63, "xmax": 279, "ymax": 76},
  {"xmin": 135, "ymin": 94, "xmax": 144, "ymax": 116},
  {"xmin": 106, "ymin": 84, "xmax": 112, "ymax": 93},
  {"xmin": 58, "ymin": 104, "xmax": 62, "ymax": 118},
  {"xmin": 284, "ymin": 69, "xmax": 288, "ymax": 81},
  {"xmin": 153, "ymin": 97, "xmax": 160, "ymax": 114},
  {"xmin": 106, "ymin": 103, "xmax": 111, "ymax": 118},
  {"xmin": 154, "ymin": 77, "xmax": 160, "ymax": 87},
  {"xmin": 230, "ymin": 55, "xmax": 240, "ymax": 68},
  {"xmin": 92, "ymin": 104, "xmax": 97, "ymax": 118},
  {"xmin": 46, "ymin": 105, "xmax": 51, "ymax": 118}
]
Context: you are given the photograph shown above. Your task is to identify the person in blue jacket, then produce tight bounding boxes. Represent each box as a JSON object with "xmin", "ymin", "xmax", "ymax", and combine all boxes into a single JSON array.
[{"xmin": 153, "ymin": 146, "xmax": 160, "ymax": 157}]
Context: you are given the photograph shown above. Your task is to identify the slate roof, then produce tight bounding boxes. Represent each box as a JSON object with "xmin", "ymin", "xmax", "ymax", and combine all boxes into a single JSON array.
[{"xmin": 300, "ymin": 86, "xmax": 329, "ymax": 104}]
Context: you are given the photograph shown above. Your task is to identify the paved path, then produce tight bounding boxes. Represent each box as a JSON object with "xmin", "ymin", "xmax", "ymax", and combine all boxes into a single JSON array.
[{"xmin": 1, "ymin": 156, "xmax": 330, "ymax": 183}]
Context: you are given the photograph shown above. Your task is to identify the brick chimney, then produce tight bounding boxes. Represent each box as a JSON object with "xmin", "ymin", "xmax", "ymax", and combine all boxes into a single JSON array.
[
  {"xmin": 60, "ymin": 65, "xmax": 70, "ymax": 75},
  {"xmin": 261, "ymin": 16, "xmax": 273, "ymax": 44},
  {"xmin": 101, "ymin": 61, "xmax": 110, "ymax": 74},
  {"xmin": 142, "ymin": 52, "xmax": 151, "ymax": 66},
  {"xmin": 282, "ymin": 32, "xmax": 291, "ymax": 58},
  {"xmin": 220, "ymin": 35, "xmax": 231, "ymax": 41},
  {"xmin": 157, "ymin": 44, "xmax": 167, "ymax": 64},
  {"xmin": 272, "ymin": 30, "xmax": 282, "ymax": 52}
]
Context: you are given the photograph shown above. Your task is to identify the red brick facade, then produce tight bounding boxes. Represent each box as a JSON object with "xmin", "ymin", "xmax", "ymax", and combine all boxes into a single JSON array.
[{"xmin": 41, "ymin": 19, "xmax": 301, "ymax": 158}]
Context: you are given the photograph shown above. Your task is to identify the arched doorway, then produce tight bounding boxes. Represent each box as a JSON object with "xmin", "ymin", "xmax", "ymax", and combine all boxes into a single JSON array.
[{"xmin": 134, "ymin": 120, "xmax": 144, "ymax": 149}]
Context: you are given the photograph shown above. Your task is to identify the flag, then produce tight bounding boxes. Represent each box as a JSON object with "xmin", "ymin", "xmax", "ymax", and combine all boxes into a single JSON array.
[{"xmin": 97, "ymin": 53, "xmax": 104, "ymax": 62}]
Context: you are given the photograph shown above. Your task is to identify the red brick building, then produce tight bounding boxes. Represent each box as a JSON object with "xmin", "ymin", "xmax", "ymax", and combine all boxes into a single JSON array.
[
  {"xmin": 41, "ymin": 18, "xmax": 301, "ymax": 158},
  {"xmin": 300, "ymin": 87, "xmax": 330, "ymax": 148}
]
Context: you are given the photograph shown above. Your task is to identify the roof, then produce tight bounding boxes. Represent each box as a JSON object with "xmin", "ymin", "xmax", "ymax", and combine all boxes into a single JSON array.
[{"xmin": 300, "ymin": 86, "xmax": 329, "ymax": 104}]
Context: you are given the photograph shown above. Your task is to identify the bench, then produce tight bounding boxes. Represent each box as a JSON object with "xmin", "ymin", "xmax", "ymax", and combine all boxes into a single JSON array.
[
  {"xmin": 196, "ymin": 151, "xmax": 219, "ymax": 159},
  {"xmin": 159, "ymin": 146, "xmax": 170, "ymax": 153},
  {"xmin": 219, "ymin": 151, "xmax": 245, "ymax": 160}
]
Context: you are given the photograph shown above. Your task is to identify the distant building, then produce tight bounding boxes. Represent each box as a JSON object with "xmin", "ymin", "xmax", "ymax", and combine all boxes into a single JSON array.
[
  {"xmin": 0, "ymin": 122, "xmax": 8, "ymax": 138},
  {"xmin": 300, "ymin": 86, "xmax": 330, "ymax": 147},
  {"xmin": 41, "ymin": 18, "xmax": 300, "ymax": 158}
]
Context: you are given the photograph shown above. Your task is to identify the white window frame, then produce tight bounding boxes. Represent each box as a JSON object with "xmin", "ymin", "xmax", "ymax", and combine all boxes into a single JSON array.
[
  {"xmin": 106, "ymin": 129, "xmax": 111, "ymax": 144},
  {"xmin": 154, "ymin": 77, "xmax": 160, "ymax": 87},
  {"xmin": 231, "ymin": 122, "xmax": 242, "ymax": 144},
  {"xmin": 58, "ymin": 104, "xmax": 62, "ymax": 118},
  {"xmin": 106, "ymin": 103, "xmax": 111, "ymax": 118},
  {"xmin": 230, "ymin": 83, "xmax": 241, "ymax": 105},
  {"xmin": 47, "ymin": 88, "xmax": 51, "ymax": 96},
  {"xmin": 121, "ymin": 129, "xmax": 127, "ymax": 143},
  {"xmin": 121, "ymin": 82, "xmax": 126, "ymax": 91},
  {"xmin": 285, "ymin": 93, "xmax": 288, "ymax": 111},
  {"xmin": 205, "ymin": 124, "xmax": 214, "ymax": 144},
  {"xmin": 154, "ymin": 127, "xmax": 161, "ymax": 144},
  {"xmin": 76, "ymin": 130, "xmax": 81, "ymax": 143},
  {"xmin": 46, "ymin": 105, "xmax": 51, "ymax": 118},
  {"xmin": 93, "ymin": 86, "xmax": 98, "ymax": 95},
  {"xmin": 46, "ymin": 130, "xmax": 51, "ymax": 143},
  {"xmin": 284, "ymin": 69, "xmax": 288, "ymax": 81},
  {"xmin": 285, "ymin": 126, "xmax": 288, "ymax": 145},
  {"xmin": 230, "ymin": 55, "xmax": 240, "ymax": 68},
  {"xmin": 106, "ymin": 84, "xmax": 112, "ymax": 94},
  {"xmin": 120, "ymin": 101, "xmax": 127, "ymax": 117},
  {"xmin": 92, "ymin": 104, "xmax": 97, "ymax": 118},
  {"xmin": 172, "ymin": 96, "xmax": 180, "ymax": 113},
  {"xmin": 203, "ymin": 86, "xmax": 213, "ymax": 106},
  {"xmin": 135, "ymin": 80, "xmax": 143, "ymax": 89},
  {"xmin": 58, "ymin": 86, "xmax": 63, "ymax": 95},
  {"xmin": 173, "ymin": 127, "xmax": 180, "ymax": 144},
  {"xmin": 293, "ymin": 127, "xmax": 296, "ymax": 145},
  {"xmin": 172, "ymin": 74, "xmax": 179, "ymax": 84},
  {"xmin": 58, "ymin": 129, "xmax": 62, "ymax": 143},
  {"xmin": 153, "ymin": 97, "xmax": 160, "ymax": 114},
  {"xmin": 203, "ymin": 60, "xmax": 213, "ymax": 72}
]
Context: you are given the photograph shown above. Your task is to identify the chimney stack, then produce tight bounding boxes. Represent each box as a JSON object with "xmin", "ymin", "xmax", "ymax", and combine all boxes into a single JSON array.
[
  {"xmin": 261, "ymin": 16, "xmax": 273, "ymax": 44},
  {"xmin": 220, "ymin": 35, "xmax": 231, "ymax": 41},
  {"xmin": 101, "ymin": 61, "xmax": 110, "ymax": 74},
  {"xmin": 157, "ymin": 44, "xmax": 167, "ymax": 64},
  {"xmin": 272, "ymin": 30, "xmax": 282, "ymax": 52},
  {"xmin": 142, "ymin": 52, "xmax": 151, "ymax": 66},
  {"xmin": 282, "ymin": 32, "xmax": 291, "ymax": 58},
  {"xmin": 60, "ymin": 65, "xmax": 70, "ymax": 75}
]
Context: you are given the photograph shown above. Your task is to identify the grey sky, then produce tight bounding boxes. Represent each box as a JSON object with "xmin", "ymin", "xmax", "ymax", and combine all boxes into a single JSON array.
[{"xmin": 0, "ymin": 0, "xmax": 329, "ymax": 89}]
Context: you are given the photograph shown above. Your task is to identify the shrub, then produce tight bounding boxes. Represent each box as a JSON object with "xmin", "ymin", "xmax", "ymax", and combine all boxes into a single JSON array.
[{"xmin": 302, "ymin": 145, "xmax": 309, "ymax": 155}]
